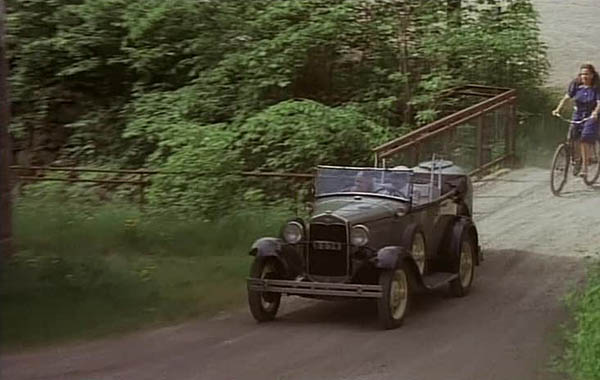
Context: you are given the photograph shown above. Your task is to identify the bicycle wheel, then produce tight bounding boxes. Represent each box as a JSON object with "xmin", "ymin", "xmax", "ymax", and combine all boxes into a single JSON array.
[
  {"xmin": 550, "ymin": 143, "xmax": 570, "ymax": 195},
  {"xmin": 584, "ymin": 140, "xmax": 600, "ymax": 185}
]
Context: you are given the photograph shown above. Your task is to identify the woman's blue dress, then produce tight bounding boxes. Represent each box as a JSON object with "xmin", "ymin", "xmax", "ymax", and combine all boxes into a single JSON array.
[{"xmin": 568, "ymin": 80, "xmax": 600, "ymax": 142}]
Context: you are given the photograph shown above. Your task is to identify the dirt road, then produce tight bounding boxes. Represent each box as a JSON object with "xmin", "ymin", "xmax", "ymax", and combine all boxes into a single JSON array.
[
  {"xmin": 3, "ymin": 167, "xmax": 597, "ymax": 380},
  {"xmin": 533, "ymin": 0, "xmax": 600, "ymax": 87}
]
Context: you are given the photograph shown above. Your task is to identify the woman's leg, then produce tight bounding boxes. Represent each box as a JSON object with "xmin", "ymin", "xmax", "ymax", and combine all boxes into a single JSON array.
[
  {"xmin": 570, "ymin": 125, "xmax": 582, "ymax": 165},
  {"xmin": 581, "ymin": 141, "xmax": 590, "ymax": 175},
  {"xmin": 581, "ymin": 119, "xmax": 599, "ymax": 175}
]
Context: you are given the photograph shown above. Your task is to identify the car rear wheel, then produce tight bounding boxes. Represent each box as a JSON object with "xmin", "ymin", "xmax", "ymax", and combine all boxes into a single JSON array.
[
  {"xmin": 411, "ymin": 231, "xmax": 426, "ymax": 276},
  {"xmin": 248, "ymin": 258, "xmax": 282, "ymax": 322},
  {"xmin": 377, "ymin": 261, "xmax": 413, "ymax": 329},
  {"xmin": 449, "ymin": 232, "xmax": 475, "ymax": 297}
]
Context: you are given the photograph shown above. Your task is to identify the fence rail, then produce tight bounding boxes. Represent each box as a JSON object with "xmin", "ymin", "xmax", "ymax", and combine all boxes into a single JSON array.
[
  {"xmin": 373, "ymin": 84, "xmax": 517, "ymax": 173},
  {"xmin": 9, "ymin": 165, "xmax": 315, "ymax": 205},
  {"xmin": 9, "ymin": 85, "xmax": 518, "ymax": 205}
]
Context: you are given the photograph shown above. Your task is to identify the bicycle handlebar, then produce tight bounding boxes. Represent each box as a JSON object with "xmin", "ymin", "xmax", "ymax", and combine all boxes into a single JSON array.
[{"xmin": 552, "ymin": 113, "xmax": 593, "ymax": 125}]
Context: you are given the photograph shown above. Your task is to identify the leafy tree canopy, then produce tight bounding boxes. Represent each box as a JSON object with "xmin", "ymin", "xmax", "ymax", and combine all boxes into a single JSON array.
[{"xmin": 7, "ymin": 0, "xmax": 548, "ymax": 215}]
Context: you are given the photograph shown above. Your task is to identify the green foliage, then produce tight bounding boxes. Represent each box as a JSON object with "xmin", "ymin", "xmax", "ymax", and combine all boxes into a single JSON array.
[
  {"xmin": 235, "ymin": 99, "xmax": 390, "ymax": 172},
  {"xmin": 144, "ymin": 124, "xmax": 244, "ymax": 218},
  {"xmin": 2, "ymin": 193, "xmax": 290, "ymax": 348},
  {"xmin": 445, "ymin": 1, "xmax": 549, "ymax": 89},
  {"xmin": 7, "ymin": 0, "xmax": 549, "ymax": 216},
  {"xmin": 122, "ymin": 87, "xmax": 200, "ymax": 164},
  {"xmin": 560, "ymin": 260, "xmax": 600, "ymax": 380}
]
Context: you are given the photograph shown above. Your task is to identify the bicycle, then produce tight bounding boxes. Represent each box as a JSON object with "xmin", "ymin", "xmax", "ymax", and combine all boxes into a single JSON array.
[{"xmin": 550, "ymin": 114, "xmax": 600, "ymax": 196}]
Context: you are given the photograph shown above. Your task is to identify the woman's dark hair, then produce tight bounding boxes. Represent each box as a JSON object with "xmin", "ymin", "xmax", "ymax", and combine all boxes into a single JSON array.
[{"xmin": 576, "ymin": 63, "xmax": 600, "ymax": 89}]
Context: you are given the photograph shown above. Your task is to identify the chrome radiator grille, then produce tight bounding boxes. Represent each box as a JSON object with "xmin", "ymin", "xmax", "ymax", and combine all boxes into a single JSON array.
[{"xmin": 308, "ymin": 222, "xmax": 348, "ymax": 277}]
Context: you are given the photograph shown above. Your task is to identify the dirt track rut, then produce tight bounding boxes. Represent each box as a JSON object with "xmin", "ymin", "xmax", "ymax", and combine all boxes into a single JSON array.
[{"xmin": 2, "ymin": 167, "xmax": 598, "ymax": 380}]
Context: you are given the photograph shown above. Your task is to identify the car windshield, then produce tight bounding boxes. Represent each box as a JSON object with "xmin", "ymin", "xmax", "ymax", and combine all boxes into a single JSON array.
[{"xmin": 315, "ymin": 167, "xmax": 412, "ymax": 199}]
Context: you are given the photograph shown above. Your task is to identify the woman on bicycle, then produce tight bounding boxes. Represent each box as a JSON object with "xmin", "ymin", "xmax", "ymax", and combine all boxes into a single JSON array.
[{"xmin": 553, "ymin": 63, "xmax": 600, "ymax": 177}]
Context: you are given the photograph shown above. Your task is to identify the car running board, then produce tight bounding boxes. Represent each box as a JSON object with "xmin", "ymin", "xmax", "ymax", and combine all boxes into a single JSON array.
[{"xmin": 422, "ymin": 272, "xmax": 458, "ymax": 290}]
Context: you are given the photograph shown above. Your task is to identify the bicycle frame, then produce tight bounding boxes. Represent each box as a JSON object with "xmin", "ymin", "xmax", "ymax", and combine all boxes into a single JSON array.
[{"xmin": 550, "ymin": 114, "xmax": 600, "ymax": 195}]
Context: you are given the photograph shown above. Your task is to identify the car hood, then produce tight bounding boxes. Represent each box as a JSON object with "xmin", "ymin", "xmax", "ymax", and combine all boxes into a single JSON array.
[{"xmin": 311, "ymin": 195, "xmax": 407, "ymax": 224}]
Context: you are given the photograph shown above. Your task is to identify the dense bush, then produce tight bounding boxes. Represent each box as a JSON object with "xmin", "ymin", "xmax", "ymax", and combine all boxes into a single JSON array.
[
  {"xmin": 7, "ymin": 0, "xmax": 549, "ymax": 217},
  {"xmin": 235, "ymin": 100, "xmax": 390, "ymax": 172},
  {"xmin": 561, "ymin": 260, "xmax": 600, "ymax": 380}
]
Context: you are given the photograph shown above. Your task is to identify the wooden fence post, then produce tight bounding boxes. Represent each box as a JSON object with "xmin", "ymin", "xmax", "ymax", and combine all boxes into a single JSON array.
[
  {"xmin": 476, "ymin": 115, "xmax": 483, "ymax": 169},
  {"xmin": 139, "ymin": 172, "xmax": 146, "ymax": 208}
]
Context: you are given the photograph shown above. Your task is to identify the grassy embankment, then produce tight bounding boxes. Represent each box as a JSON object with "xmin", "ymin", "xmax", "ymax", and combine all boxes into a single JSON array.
[
  {"xmin": 559, "ymin": 260, "xmax": 600, "ymax": 380},
  {"xmin": 1, "ymin": 187, "xmax": 291, "ymax": 350}
]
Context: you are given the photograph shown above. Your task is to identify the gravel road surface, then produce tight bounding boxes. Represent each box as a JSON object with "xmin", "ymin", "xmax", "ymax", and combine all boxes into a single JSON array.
[{"xmin": 533, "ymin": 0, "xmax": 600, "ymax": 87}]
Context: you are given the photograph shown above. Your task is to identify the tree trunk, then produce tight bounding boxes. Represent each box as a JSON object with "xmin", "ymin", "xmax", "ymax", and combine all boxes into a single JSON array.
[
  {"xmin": 448, "ymin": 0, "xmax": 461, "ymax": 12},
  {"xmin": 0, "ymin": 0, "xmax": 12, "ymax": 258},
  {"xmin": 447, "ymin": 0, "xmax": 461, "ymax": 26}
]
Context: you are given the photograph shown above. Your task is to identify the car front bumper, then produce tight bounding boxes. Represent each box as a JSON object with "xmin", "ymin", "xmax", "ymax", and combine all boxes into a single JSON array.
[{"xmin": 247, "ymin": 278, "xmax": 383, "ymax": 298}]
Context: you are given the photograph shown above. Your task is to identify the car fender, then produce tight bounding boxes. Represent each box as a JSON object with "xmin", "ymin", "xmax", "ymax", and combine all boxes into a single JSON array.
[
  {"xmin": 401, "ymin": 223, "xmax": 429, "ymax": 273},
  {"xmin": 372, "ymin": 246, "xmax": 424, "ymax": 287},
  {"xmin": 451, "ymin": 218, "xmax": 481, "ymax": 265},
  {"xmin": 249, "ymin": 237, "xmax": 291, "ymax": 276},
  {"xmin": 250, "ymin": 237, "xmax": 283, "ymax": 258}
]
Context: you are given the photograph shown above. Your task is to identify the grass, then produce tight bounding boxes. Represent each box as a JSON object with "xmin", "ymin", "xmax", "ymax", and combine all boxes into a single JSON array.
[
  {"xmin": 1, "ymin": 188, "xmax": 292, "ymax": 350},
  {"xmin": 558, "ymin": 259, "xmax": 600, "ymax": 380}
]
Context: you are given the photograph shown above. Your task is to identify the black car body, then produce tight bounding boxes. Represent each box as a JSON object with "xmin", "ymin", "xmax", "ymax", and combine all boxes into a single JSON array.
[{"xmin": 247, "ymin": 160, "xmax": 481, "ymax": 329}]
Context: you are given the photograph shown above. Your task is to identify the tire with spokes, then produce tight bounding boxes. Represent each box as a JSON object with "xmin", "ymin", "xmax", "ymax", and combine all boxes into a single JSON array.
[
  {"xmin": 584, "ymin": 140, "xmax": 600, "ymax": 186},
  {"xmin": 377, "ymin": 261, "xmax": 413, "ymax": 329},
  {"xmin": 449, "ymin": 232, "xmax": 475, "ymax": 297},
  {"xmin": 550, "ymin": 143, "xmax": 570, "ymax": 196},
  {"xmin": 248, "ymin": 258, "xmax": 282, "ymax": 322}
]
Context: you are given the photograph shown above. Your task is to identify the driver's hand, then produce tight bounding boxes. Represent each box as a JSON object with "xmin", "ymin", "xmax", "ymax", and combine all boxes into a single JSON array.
[{"xmin": 552, "ymin": 109, "xmax": 560, "ymax": 117}]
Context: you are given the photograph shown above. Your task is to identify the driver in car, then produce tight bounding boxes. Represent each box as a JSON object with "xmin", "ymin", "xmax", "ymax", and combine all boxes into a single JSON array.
[
  {"xmin": 350, "ymin": 171, "xmax": 375, "ymax": 192},
  {"xmin": 378, "ymin": 173, "xmax": 408, "ymax": 197}
]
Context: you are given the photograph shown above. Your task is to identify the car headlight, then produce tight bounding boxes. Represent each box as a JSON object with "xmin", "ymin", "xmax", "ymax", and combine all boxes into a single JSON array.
[
  {"xmin": 350, "ymin": 225, "xmax": 369, "ymax": 247},
  {"xmin": 282, "ymin": 221, "xmax": 304, "ymax": 244}
]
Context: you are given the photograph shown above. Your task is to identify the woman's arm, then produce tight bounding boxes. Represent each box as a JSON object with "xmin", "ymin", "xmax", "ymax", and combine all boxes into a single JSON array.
[
  {"xmin": 592, "ymin": 100, "xmax": 600, "ymax": 119},
  {"xmin": 553, "ymin": 94, "xmax": 571, "ymax": 115}
]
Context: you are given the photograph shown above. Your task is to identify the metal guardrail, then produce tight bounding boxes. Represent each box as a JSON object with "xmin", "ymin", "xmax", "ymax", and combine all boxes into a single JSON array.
[{"xmin": 373, "ymin": 84, "xmax": 517, "ymax": 174}]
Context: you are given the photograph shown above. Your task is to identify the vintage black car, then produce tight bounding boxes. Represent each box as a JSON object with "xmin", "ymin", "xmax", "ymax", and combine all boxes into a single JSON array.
[{"xmin": 246, "ymin": 160, "xmax": 481, "ymax": 329}]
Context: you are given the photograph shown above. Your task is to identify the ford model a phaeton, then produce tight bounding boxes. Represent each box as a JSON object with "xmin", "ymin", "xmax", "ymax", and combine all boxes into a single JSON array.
[{"xmin": 246, "ymin": 160, "xmax": 481, "ymax": 329}]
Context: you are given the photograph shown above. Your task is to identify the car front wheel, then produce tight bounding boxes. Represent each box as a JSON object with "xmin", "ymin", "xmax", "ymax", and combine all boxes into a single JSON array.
[
  {"xmin": 377, "ymin": 261, "xmax": 413, "ymax": 329},
  {"xmin": 248, "ymin": 258, "xmax": 282, "ymax": 322}
]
